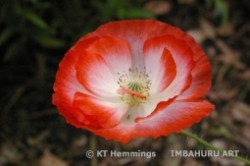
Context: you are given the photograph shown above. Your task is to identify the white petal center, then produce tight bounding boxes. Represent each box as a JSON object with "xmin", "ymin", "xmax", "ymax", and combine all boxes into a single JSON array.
[{"xmin": 116, "ymin": 67, "xmax": 155, "ymax": 123}]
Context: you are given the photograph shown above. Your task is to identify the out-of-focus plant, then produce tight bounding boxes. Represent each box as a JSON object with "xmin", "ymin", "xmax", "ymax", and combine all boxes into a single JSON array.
[
  {"xmin": 206, "ymin": 0, "xmax": 229, "ymax": 26},
  {"xmin": 0, "ymin": 0, "xmax": 64, "ymax": 62},
  {"xmin": 91, "ymin": 0, "xmax": 153, "ymax": 22},
  {"xmin": 0, "ymin": 0, "xmax": 152, "ymax": 62}
]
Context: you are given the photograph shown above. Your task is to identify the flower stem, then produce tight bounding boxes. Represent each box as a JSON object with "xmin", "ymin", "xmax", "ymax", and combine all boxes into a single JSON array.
[
  {"xmin": 181, "ymin": 130, "xmax": 250, "ymax": 165},
  {"xmin": 90, "ymin": 134, "xmax": 97, "ymax": 166}
]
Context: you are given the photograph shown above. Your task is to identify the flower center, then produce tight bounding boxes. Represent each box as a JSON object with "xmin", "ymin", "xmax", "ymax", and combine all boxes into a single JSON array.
[{"xmin": 117, "ymin": 67, "xmax": 151, "ymax": 107}]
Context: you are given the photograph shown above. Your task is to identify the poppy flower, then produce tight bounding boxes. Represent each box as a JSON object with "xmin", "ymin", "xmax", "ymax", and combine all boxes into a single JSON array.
[{"xmin": 53, "ymin": 20, "xmax": 214, "ymax": 143}]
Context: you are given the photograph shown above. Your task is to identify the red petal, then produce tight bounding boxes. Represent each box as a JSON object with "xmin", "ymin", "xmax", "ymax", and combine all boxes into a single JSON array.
[
  {"xmin": 144, "ymin": 46, "xmax": 176, "ymax": 93},
  {"xmin": 53, "ymin": 20, "xmax": 213, "ymax": 142},
  {"xmin": 89, "ymin": 99, "xmax": 214, "ymax": 142},
  {"xmin": 75, "ymin": 37, "xmax": 132, "ymax": 98},
  {"xmin": 52, "ymin": 37, "xmax": 107, "ymax": 129},
  {"xmin": 52, "ymin": 37, "xmax": 101, "ymax": 127},
  {"xmin": 83, "ymin": 20, "xmax": 178, "ymax": 67},
  {"xmin": 52, "ymin": 94, "xmax": 101, "ymax": 129},
  {"xmin": 73, "ymin": 92, "xmax": 127, "ymax": 128},
  {"xmin": 75, "ymin": 51, "xmax": 120, "ymax": 97},
  {"xmin": 136, "ymin": 99, "xmax": 215, "ymax": 138},
  {"xmin": 86, "ymin": 36, "xmax": 132, "ymax": 79},
  {"xmin": 53, "ymin": 37, "xmax": 100, "ymax": 104},
  {"xmin": 83, "ymin": 20, "xmax": 212, "ymax": 99},
  {"xmin": 143, "ymin": 35, "xmax": 195, "ymax": 100},
  {"xmin": 177, "ymin": 48, "xmax": 212, "ymax": 100}
]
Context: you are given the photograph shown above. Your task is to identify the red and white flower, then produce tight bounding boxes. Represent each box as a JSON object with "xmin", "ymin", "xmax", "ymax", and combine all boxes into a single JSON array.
[{"xmin": 53, "ymin": 20, "xmax": 214, "ymax": 142}]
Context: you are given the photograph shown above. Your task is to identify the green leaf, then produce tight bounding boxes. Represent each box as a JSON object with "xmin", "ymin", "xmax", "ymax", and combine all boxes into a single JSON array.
[
  {"xmin": 0, "ymin": 28, "xmax": 13, "ymax": 46},
  {"xmin": 33, "ymin": 35, "xmax": 65, "ymax": 48},
  {"xmin": 3, "ymin": 39, "xmax": 24, "ymax": 62},
  {"xmin": 21, "ymin": 10, "xmax": 48, "ymax": 29},
  {"xmin": 215, "ymin": 0, "xmax": 228, "ymax": 26},
  {"xmin": 118, "ymin": 8, "xmax": 153, "ymax": 19}
]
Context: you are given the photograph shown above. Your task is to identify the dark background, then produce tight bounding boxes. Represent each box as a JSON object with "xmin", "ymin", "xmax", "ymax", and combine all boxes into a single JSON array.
[{"xmin": 0, "ymin": 0, "xmax": 250, "ymax": 165}]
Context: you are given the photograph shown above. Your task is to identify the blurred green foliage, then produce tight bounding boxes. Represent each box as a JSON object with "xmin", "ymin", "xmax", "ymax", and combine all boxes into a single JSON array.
[
  {"xmin": 0, "ymin": 0, "xmax": 154, "ymax": 151},
  {"xmin": 1, "ymin": 0, "xmax": 250, "ymax": 165},
  {"xmin": 0, "ymin": 0, "xmax": 231, "ymax": 62},
  {"xmin": 206, "ymin": 0, "xmax": 229, "ymax": 26},
  {"xmin": 0, "ymin": 0, "xmax": 152, "ymax": 146},
  {"xmin": 0, "ymin": 0, "xmax": 152, "ymax": 62},
  {"xmin": 0, "ymin": 3, "xmax": 153, "ymax": 165}
]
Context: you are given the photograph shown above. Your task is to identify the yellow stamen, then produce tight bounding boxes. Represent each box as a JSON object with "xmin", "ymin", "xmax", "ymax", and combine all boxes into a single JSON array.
[{"xmin": 117, "ymin": 67, "xmax": 151, "ymax": 107}]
